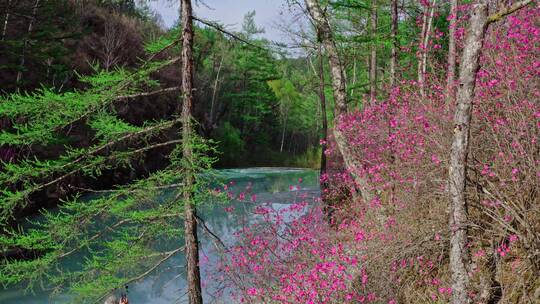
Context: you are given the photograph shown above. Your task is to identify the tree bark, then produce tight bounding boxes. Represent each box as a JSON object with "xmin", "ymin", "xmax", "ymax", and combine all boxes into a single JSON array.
[
  {"xmin": 448, "ymin": 2, "xmax": 533, "ymax": 302},
  {"xmin": 179, "ymin": 0, "xmax": 203, "ymax": 303},
  {"xmin": 390, "ymin": 0, "xmax": 398, "ymax": 87},
  {"xmin": 446, "ymin": 0, "xmax": 458, "ymax": 102},
  {"xmin": 304, "ymin": 0, "xmax": 374, "ymax": 203},
  {"xmin": 448, "ymin": 3, "xmax": 488, "ymax": 303},
  {"xmin": 369, "ymin": 0, "xmax": 378, "ymax": 102}
]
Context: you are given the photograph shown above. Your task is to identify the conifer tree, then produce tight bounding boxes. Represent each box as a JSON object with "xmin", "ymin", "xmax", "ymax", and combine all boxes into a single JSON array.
[{"xmin": 0, "ymin": 18, "xmax": 216, "ymax": 304}]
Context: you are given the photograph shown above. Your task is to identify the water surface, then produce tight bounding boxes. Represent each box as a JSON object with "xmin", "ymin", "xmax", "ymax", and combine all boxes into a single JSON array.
[{"xmin": 0, "ymin": 167, "xmax": 319, "ymax": 304}]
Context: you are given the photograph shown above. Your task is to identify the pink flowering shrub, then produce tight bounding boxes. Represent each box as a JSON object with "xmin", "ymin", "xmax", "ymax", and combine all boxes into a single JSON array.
[
  {"xmin": 214, "ymin": 188, "xmax": 366, "ymax": 303},
  {"xmin": 217, "ymin": 7, "xmax": 539, "ymax": 304},
  {"xmin": 334, "ymin": 7, "xmax": 540, "ymax": 303}
]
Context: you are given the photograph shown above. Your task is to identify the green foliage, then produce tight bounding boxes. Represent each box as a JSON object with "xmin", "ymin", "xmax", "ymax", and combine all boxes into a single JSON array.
[
  {"xmin": 0, "ymin": 31, "xmax": 218, "ymax": 302},
  {"xmin": 90, "ymin": 111, "xmax": 142, "ymax": 141},
  {"xmin": 144, "ymin": 27, "xmax": 180, "ymax": 54},
  {"xmin": 214, "ymin": 122, "xmax": 245, "ymax": 166},
  {"xmin": 0, "ymin": 134, "xmax": 218, "ymax": 302}
]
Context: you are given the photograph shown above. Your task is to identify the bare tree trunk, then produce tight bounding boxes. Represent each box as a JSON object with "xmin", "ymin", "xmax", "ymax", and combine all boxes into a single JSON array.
[
  {"xmin": 280, "ymin": 110, "xmax": 288, "ymax": 152},
  {"xmin": 304, "ymin": 0, "xmax": 347, "ymax": 114},
  {"xmin": 448, "ymin": 2, "xmax": 533, "ymax": 302},
  {"xmin": 16, "ymin": 0, "xmax": 40, "ymax": 84},
  {"xmin": 417, "ymin": 3, "xmax": 428, "ymax": 94},
  {"xmin": 209, "ymin": 55, "xmax": 223, "ymax": 126},
  {"xmin": 390, "ymin": 0, "xmax": 398, "ymax": 87},
  {"xmin": 418, "ymin": 0, "xmax": 436, "ymax": 97},
  {"xmin": 351, "ymin": 49, "xmax": 357, "ymax": 98},
  {"xmin": 317, "ymin": 46, "xmax": 328, "ymax": 183},
  {"xmin": 448, "ymin": 3, "xmax": 488, "ymax": 303},
  {"xmin": 422, "ymin": 1, "xmax": 436, "ymax": 76},
  {"xmin": 304, "ymin": 0, "xmax": 374, "ymax": 203},
  {"xmin": 179, "ymin": 0, "xmax": 203, "ymax": 303},
  {"xmin": 446, "ymin": 0, "xmax": 458, "ymax": 102},
  {"xmin": 369, "ymin": 0, "xmax": 378, "ymax": 102},
  {"xmin": 1, "ymin": 0, "xmax": 11, "ymax": 40}
]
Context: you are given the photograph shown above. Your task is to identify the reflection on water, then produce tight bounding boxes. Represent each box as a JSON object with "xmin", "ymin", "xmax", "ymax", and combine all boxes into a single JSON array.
[{"xmin": 0, "ymin": 168, "xmax": 319, "ymax": 304}]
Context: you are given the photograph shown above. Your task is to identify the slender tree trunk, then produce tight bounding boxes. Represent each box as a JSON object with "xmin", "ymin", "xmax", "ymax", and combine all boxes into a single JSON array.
[
  {"xmin": 448, "ymin": 3, "xmax": 488, "ymax": 303},
  {"xmin": 418, "ymin": 3, "xmax": 428, "ymax": 94},
  {"xmin": 390, "ymin": 0, "xmax": 398, "ymax": 87},
  {"xmin": 369, "ymin": 0, "xmax": 378, "ymax": 102},
  {"xmin": 418, "ymin": 0, "xmax": 436, "ymax": 97},
  {"xmin": 210, "ymin": 55, "xmax": 224, "ymax": 126},
  {"xmin": 1, "ymin": 0, "xmax": 11, "ymax": 40},
  {"xmin": 317, "ymin": 47, "xmax": 328, "ymax": 182},
  {"xmin": 304, "ymin": 0, "xmax": 374, "ymax": 203},
  {"xmin": 16, "ymin": 0, "xmax": 40, "ymax": 84},
  {"xmin": 351, "ymin": 49, "xmax": 357, "ymax": 98},
  {"xmin": 446, "ymin": 0, "xmax": 458, "ymax": 102},
  {"xmin": 422, "ymin": 1, "xmax": 436, "ymax": 76},
  {"xmin": 280, "ymin": 110, "xmax": 288, "ymax": 152},
  {"xmin": 448, "ymin": 2, "xmax": 533, "ymax": 302},
  {"xmin": 179, "ymin": 0, "xmax": 203, "ymax": 303}
]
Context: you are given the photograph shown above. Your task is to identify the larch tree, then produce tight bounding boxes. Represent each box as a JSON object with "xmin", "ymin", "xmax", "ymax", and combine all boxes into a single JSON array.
[{"xmin": 179, "ymin": 0, "xmax": 204, "ymax": 303}]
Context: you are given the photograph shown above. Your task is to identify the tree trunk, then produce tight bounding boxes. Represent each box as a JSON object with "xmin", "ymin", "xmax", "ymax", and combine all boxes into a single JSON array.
[
  {"xmin": 369, "ymin": 0, "xmax": 378, "ymax": 102},
  {"xmin": 448, "ymin": 3, "xmax": 488, "ymax": 303},
  {"xmin": 304, "ymin": 0, "xmax": 374, "ymax": 203},
  {"xmin": 422, "ymin": 1, "xmax": 436, "ymax": 78},
  {"xmin": 16, "ymin": 0, "xmax": 40, "ymax": 84},
  {"xmin": 179, "ymin": 0, "xmax": 203, "ymax": 303},
  {"xmin": 418, "ymin": 3, "xmax": 428, "ymax": 95},
  {"xmin": 446, "ymin": 0, "xmax": 458, "ymax": 102},
  {"xmin": 418, "ymin": 0, "xmax": 436, "ymax": 97},
  {"xmin": 317, "ymin": 46, "xmax": 328, "ymax": 185},
  {"xmin": 390, "ymin": 0, "xmax": 398, "ymax": 87},
  {"xmin": 280, "ymin": 110, "xmax": 288, "ymax": 152},
  {"xmin": 209, "ymin": 55, "xmax": 223, "ymax": 126}
]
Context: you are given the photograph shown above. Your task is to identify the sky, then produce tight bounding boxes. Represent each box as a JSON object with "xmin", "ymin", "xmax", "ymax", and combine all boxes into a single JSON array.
[{"xmin": 147, "ymin": 0, "xmax": 303, "ymax": 43}]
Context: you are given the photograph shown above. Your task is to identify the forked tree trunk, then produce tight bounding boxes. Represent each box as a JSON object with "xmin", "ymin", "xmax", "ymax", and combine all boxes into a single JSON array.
[
  {"xmin": 304, "ymin": 0, "xmax": 374, "ymax": 203},
  {"xmin": 179, "ymin": 0, "xmax": 203, "ymax": 303},
  {"xmin": 446, "ymin": 0, "xmax": 458, "ymax": 102},
  {"xmin": 369, "ymin": 0, "xmax": 378, "ymax": 102},
  {"xmin": 390, "ymin": 0, "xmax": 398, "ymax": 87},
  {"xmin": 448, "ymin": 3, "xmax": 488, "ymax": 303}
]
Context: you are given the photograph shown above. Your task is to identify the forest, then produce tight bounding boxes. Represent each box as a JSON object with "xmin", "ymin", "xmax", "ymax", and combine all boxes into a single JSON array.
[{"xmin": 0, "ymin": 0, "xmax": 538, "ymax": 303}]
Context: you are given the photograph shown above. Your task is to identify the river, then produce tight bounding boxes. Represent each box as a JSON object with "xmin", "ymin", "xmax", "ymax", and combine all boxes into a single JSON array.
[{"xmin": 0, "ymin": 168, "xmax": 320, "ymax": 304}]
